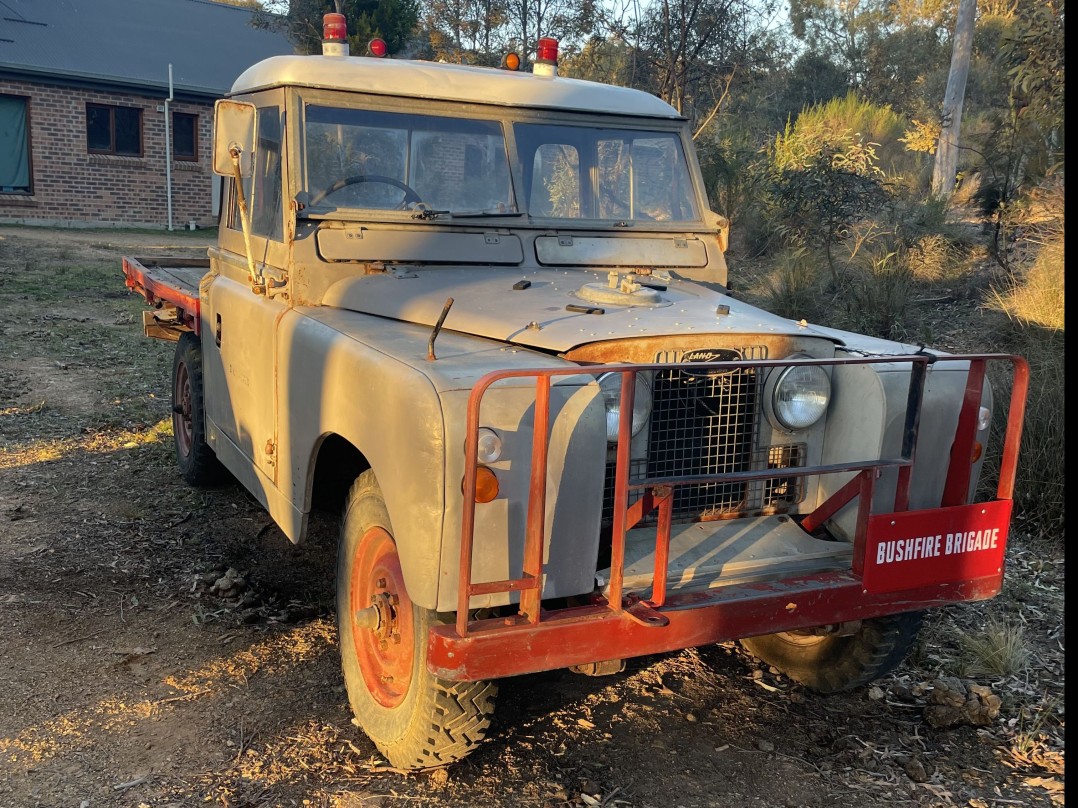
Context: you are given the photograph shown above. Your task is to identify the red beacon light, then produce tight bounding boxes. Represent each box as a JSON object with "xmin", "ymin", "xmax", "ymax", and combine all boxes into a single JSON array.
[
  {"xmin": 367, "ymin": 37, "xmax": 388, "ymax": 57},
  {"xmin": 533, "ymin": 36, "xmax": 558, "ymax": 76},
  {"xmin": 322, "ymin": 13, "xmax": 349, "ymax": 57}
]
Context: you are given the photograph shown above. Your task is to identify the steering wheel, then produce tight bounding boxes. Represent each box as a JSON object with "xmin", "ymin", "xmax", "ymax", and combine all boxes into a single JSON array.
[{"xmin": 309, "ymin": 174, "xmax": 424, "ymax": 209}]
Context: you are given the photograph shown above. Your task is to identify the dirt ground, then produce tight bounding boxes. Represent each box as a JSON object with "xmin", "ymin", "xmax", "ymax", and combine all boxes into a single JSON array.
[{"xmin": 0, "ymin": 225, "xmax": 1064, "ymax": 808}]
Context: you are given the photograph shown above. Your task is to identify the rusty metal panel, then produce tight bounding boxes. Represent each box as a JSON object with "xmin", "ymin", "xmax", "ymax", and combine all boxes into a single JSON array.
[{"xmin": 427, "ymin": 572, "xmax": 1004, "ymax": 681}]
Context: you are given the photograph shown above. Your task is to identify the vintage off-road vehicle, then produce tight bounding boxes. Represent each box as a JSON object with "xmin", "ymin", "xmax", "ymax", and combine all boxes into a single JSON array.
[{"xmin": 123, "ymin": 16, "xmax": 1028, "ymax": 770}]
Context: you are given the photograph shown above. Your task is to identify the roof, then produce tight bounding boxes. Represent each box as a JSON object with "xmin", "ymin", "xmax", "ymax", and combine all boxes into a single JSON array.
[
  {"xmin": 232, "ymin": 55, "xmax": 684, "ymax": 119},
  {"xmin": 0, "ymin": 0, "xmax": 294, "ymax": 98}
]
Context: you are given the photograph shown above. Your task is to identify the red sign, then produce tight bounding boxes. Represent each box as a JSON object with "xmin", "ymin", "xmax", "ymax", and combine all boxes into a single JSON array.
[{"xmin": 863, "ymin": 500, "xmax": 1013, "ymax": 594}]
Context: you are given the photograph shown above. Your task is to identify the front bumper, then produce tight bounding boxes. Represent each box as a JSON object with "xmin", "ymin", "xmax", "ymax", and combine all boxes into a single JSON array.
[{"xmin": 433, "ymin": 354, "xmax": 1027, "ymax": 682}]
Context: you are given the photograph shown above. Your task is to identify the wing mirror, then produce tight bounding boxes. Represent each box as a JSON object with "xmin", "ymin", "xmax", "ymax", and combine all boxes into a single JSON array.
[{"xmin": 212, "ymin": 99, "xmax": 256, "ymax": 177}]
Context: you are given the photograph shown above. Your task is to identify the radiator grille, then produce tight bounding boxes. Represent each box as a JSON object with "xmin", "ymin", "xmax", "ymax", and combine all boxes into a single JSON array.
[
  {"xmin": 601, "ymin": 353, "xmax": 806, "ymax": 524},
  {"xmin": 648, "ymin": 363, "xmax": 760, "ymax": 517}
]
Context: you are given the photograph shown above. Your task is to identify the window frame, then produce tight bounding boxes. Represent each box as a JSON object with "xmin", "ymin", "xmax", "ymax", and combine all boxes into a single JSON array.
[
  {"xmin": 172, "ymin": 111, "xmax": 198, "ymax": 162},
  {"xmin": 86, "ymin": 102, "xmax": 143, "ymax": 157},
  {"xmin": 0, "ymin": 93, "xmax": 33, "ymax": 195},
  {"xmin": 227, "ymin": 105, "xmax": 285, "ymax": 243}
]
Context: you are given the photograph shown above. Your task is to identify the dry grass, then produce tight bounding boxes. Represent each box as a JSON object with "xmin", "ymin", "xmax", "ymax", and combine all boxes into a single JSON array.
[
  {"xmin": 992, "ymin": 225, "xmax": 1065, "ymax": 331},
  {"xmin": 756, "ymin": 247, "xmax": 823, "ymax": 321},
  {"xmin": 959, "ymin": 616, "xmax": 1029, "ymax": 677},
  {"xmin": 985, "ymin": 184, "xmax": 1065, "ymax": 536}
]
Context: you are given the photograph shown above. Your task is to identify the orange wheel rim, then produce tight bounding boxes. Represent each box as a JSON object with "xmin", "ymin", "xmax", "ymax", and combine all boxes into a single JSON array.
[{"xmin": 350, "ymin": 526, "xmax": 414, "ymax": 708}]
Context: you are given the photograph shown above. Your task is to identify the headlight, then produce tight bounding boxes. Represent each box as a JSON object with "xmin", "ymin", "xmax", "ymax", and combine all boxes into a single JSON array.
[
  {"xmin": 598, "ymin": 372, "xmax": 653, "ymax": 442},
  {"xmin": 769, "ymin": 360, "xmax": 831, "ymax": 430},
  {"xmin": 475, "ymin": 427, "xmax": 503, "ymax": 463}
]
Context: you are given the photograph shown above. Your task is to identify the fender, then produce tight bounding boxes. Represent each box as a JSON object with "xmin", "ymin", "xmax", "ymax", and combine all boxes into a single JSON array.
[{"xmin": 275, "ymin": 305, "xmax": 605, "ymax": 610}]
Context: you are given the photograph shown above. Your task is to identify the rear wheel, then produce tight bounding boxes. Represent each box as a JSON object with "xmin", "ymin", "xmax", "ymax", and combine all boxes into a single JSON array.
[
  {"xmin": 171, "ymin": 332, "xmax": 225, "ymax": 487},
  {"xmin": 337, "ymin": 471, "xmax": 497, "ymax": 769},
  {"xmin": 740, "ymin": 611, "xmax": 924, "ymax": 693}
]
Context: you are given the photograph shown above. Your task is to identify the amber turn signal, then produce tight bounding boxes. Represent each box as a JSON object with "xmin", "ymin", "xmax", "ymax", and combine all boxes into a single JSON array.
[
  {"xmin": 971, "ymin": 441, "xmax": 983, "ymax": 463},
  {"xmin": 501, "ymin": 52, "xmax": 521, "ymax": 70},
  {"xmin": 466, "ymin": 466, "xmax": 500, "ymax": 503}
]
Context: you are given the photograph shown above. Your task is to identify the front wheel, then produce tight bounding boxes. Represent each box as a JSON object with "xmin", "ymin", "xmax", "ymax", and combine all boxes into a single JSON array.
[
  {"xmin": 740, "ymin": 611, "xmax": 924, "ymax": 693},
  {"xmin": 337, "ymin": 471, "xmax": 497, "ymax": 769}
]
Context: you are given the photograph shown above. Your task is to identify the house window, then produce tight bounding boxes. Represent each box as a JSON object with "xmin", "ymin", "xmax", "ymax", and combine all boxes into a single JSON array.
[
  {"xmin": 0, "ymin": 94, "xmax": 32, "ymax": 193},
  {"xmin": 87, "ymin": 103, "xmax": 142, "ymax": 156},
  {"xmin": 173, "ymin": 112, "xmax": 197, "ymax": 161}
]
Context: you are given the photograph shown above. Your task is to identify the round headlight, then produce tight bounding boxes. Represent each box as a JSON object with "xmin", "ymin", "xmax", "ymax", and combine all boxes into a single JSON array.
[
  {"xmin": 598, "ymin": 372, "xmax": 653, "ymax": 442},
  {"xmin": 475, "ymin": 427, "xmax": 503, "ymax": 464},
  {"xmin": 770, "ymin": 362, "xmax": 831, "ymax": 430}
]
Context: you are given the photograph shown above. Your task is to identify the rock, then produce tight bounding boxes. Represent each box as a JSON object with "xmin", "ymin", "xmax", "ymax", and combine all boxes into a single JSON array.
[
  {"xmin": 891, "ymin": 682, "xmax": 914, "ymax": 701},
  {"xmin": 757, "ymin": 739, "xmax": 775, "ymax": 752},
  {"xmin": 924, "ymin": 678, "xmax": 1002, "ymax": 728},
  {"xmin": 210, "ymin": 568, "xmax": 247, "ymax": 598},
  {"xmin": 428, "ymin": 768, "xmax": 449, "ymax": 787},
  {"xmin": 964, "ymin": 684, "xmax": 1002, "ymax": 726},
  {"xmin": 685, "ymin": 713, "xmax": 698, "ymax": 722},
  {"xmin": 904, "ymin": 758, "xmax": 929, "ymax": 782}
]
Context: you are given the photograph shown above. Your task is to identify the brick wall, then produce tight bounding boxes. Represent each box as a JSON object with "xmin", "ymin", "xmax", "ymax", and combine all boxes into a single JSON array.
[{"xmin": 0, "ymin": 78, "xmax": 219, "ymax": 229}]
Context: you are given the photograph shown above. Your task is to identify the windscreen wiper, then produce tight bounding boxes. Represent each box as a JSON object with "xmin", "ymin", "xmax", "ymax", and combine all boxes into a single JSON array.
[{"xmin": 447, "ymin": 210, "xmax": 525, "ymax": 218}]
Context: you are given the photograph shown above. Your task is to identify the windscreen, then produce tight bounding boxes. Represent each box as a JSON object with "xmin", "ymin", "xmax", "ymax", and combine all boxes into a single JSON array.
[
  {"xmin": 514, "ymin": 123, "xmax": 700, "ymax": 223},
  {"xmin": 304, "ymin": 105, "xmax": 515, "ymax": 214}
]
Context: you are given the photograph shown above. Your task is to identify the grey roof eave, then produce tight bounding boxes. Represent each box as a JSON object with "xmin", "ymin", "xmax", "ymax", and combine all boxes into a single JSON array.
[{"xmin": 0, "ymin": 63, "xmax": 225, "ymax": 100}]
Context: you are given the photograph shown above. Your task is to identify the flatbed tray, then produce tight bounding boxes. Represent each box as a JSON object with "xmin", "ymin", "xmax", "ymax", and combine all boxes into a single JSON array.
[{"xmin": 122, "ymin": 255, "xmax": 209, "ymax": 334}]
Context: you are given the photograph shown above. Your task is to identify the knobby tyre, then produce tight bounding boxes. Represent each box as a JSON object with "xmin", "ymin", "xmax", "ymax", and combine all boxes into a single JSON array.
[
  {"xmin": 171, "ymin": 332, "xmax": 226, "ymax": 487},
  {"xmin": 740, "ymin": 611, "xmax": 924, "ymax": 693},
  {"xmin": 337, "ymin": 470, "xmax": 497, "ymax": 769}
]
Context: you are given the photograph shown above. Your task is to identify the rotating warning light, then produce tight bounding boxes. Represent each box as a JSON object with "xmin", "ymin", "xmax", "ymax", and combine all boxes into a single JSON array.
[
  {"xmin": 323, "ymin": 13, "xmax": 347, "ymax": 41},
  {"xmin": 533, "ymin": 37, "xmax": 559, "ymax": 76},
  {"xmin": 322, "ymin": 13, "xmax": 349, "ymax": 56},
  {"xmin": 367, "ymin": 37, "xmax": 388, "ymax": 57},
  {"xmin": 536, "ymin": 37, "xmax": 559, "ymax": 64}
]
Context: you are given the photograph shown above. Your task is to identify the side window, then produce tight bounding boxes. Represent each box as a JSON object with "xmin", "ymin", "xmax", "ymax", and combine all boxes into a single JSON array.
[
  {"xmin": 0, "ymin": 94, "xmax": 32, "ymax": 193},
  {"xmin": 228, "ymin": 106, "xmax": 283, "ymax": 241},
  {"xmin": 251, "ymin": 107, "xmax": 283, "ymax": 240},
  {"xmin": 530, "ymin": 144, "xmax": 580, "ymax": 218}
]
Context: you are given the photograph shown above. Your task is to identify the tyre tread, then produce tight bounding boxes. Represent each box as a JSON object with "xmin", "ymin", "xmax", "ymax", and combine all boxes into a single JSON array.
[
  {"xmin": 339, "ymin": 472, "xmax": 497, "ymax": 770},
  {"xmin": 173, "ymin": 333, "xmax": 226, "ymax": 488},
  {"xmin": 741, "ymin": 611, "xmax": 923, "ymax": 694}
]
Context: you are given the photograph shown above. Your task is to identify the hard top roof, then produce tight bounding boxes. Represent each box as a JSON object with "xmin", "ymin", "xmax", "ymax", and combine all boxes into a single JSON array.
[{"xmin": 231, "ymin": 55, "xmax": 684, "ymax": 119}]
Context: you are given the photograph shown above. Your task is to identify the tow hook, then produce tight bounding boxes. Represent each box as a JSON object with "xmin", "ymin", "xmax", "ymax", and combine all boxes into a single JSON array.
[
  {"xmin": 569, "ymin": 659, "xmax": 626, "ymax": 677},
  {"xmin": 808, "ymin": 620, "xmax": 862, "ymax": 637}
]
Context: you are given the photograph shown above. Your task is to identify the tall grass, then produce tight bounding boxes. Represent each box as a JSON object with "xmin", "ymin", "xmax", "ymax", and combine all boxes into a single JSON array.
[{"xmin": 987, "ymin": 207, "xmax": 1065, "ymax": 536}]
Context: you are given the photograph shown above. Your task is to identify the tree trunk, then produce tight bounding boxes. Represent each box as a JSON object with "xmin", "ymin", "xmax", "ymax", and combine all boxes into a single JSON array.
[{"xmin": 931, "ymin": 0, "xmax": 977, "ymax": 198}]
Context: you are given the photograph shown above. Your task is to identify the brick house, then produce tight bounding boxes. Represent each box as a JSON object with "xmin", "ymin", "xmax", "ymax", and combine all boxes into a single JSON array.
[{"xmin": 0, "ymin": 0, "xmax": 292, "ymax": 229}]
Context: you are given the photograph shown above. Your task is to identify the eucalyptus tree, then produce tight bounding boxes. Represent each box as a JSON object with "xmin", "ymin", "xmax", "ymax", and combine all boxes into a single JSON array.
[
  {"xmin": 255, "ymin": 0, "xmax": 420, "ymax": 56},
  {"xmin": 423, "ymin": 0, "xmax": 509, "ymax": 62}
]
